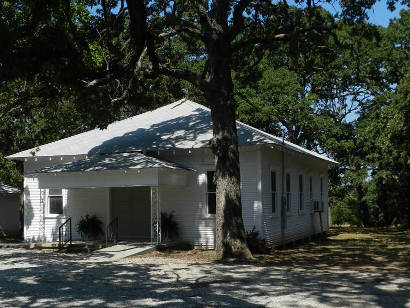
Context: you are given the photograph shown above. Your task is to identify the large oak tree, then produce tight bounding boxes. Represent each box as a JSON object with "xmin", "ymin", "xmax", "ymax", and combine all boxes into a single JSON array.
[{"xmin": 1, "ymin": 0, "xmax": 405, "ymax": 258}]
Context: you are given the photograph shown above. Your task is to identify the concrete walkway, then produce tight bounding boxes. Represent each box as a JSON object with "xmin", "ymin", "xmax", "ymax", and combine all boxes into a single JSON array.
[{"xmin": 87, "ymin": 243, "xmax": 155, "ymax": 262}]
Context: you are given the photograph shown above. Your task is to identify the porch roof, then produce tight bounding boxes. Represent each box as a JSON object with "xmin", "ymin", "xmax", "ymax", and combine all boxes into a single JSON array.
[{"xmin": 29, "ymin": 152, "xmax": 194, "ymax": 175}]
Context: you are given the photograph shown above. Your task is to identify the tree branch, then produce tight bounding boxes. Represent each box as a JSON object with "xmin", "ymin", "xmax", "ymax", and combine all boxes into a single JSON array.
[{"xmin": 230, "ymin": 0, "xmax": 253, "ymax": 40}]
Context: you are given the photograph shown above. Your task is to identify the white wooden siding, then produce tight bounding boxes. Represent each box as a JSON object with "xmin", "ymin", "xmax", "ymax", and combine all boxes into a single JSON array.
[
  {"xmin": 158, "ymin": 148, "xmax": 261, "ymax": 249},
  {"xmin": 23, "ymin": 147, "xmax": 330, "ymax": 247},
  {"xmin": 260, "ymin": 147, "xmax": 329, "ymax": 247}
]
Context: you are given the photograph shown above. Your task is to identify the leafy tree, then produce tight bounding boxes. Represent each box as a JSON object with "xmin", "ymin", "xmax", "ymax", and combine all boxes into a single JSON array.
[{"xmin": 1, "ymin": 0, "xmax": 407, "ymax": 258}]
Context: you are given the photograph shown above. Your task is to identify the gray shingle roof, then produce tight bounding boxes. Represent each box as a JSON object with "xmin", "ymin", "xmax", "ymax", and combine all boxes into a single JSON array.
[
  {"xmin": 7, "ymin": 99, "xmax": 336, "ymax": 164},
  {"xmin": 0, "ymin": 184, "xmax": 21, "ymax": 194},
  {"xmin": 29, "ymin": 152, "xmax": 194, "ymax": 174}
]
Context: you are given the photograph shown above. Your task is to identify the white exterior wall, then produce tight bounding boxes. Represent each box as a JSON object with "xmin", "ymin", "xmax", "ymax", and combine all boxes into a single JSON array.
[
  {"xmin": 22, "ymin": 148, "xmax": 330, "ymax": 247},
  {"xmin": 260, "ymin": 146, "xmax": 330, "ymax": 247},
  {"xmin": 157, "ymin": 148, "xmax": 261, "ymax": 249},
  {"xmin": 23, "ymin": 157, "xmax": 109, "ymax": 242}
]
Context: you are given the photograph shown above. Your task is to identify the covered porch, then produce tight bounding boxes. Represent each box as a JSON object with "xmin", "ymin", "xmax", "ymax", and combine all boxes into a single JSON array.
[{"xmin": 30, "ymin": 152, "xmax": 194, "ymax": 244}]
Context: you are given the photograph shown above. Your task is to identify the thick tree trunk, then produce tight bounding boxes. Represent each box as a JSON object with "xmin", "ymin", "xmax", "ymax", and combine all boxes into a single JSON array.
[{"xmin": 205, "ymin": 37, "xmax": 253, "ymax": 260}]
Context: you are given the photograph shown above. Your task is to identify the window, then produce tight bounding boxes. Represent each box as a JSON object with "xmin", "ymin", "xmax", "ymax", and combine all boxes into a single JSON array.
[
  {"xmin": 207, "ymin": 171, "xmax": 216, "ymax": 215},
  {"xmin": 271, "ymin": 171, "xmax": 277, "ymax": 213},
  {"xmin": 320, "ymin": 177, "xmax": 324, "ymax": 211},
  {"xmin": 286, "ymin": 173, "xmax": 291, "ymax": 212},
  {"xmin": 309, "ymin": 176, "xmax": 313, "ymax": 200},
  {"xmin": 298, "ymin": 174, "xmax": 304, "ymax": 211},
  {"xmin": 48, "ymin": 189, "xmax": 63, "ymax": 215}
]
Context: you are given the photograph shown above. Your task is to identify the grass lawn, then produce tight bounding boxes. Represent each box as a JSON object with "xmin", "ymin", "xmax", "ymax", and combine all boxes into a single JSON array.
[{"xmin": 142, "ymin": 227, "xmax": 410, "ymax": 273}]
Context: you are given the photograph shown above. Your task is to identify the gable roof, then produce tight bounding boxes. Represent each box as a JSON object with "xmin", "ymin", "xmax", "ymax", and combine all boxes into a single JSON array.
[
  {"xmin": 7, "ymin": 99, "xmax": 336, "ymax": 164},
  {"xmin": 0, "ymin": 184, "xmax": 21, "ymax": 195}
]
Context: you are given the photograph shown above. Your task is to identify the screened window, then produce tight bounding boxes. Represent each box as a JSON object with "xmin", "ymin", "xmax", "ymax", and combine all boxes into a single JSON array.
[
  {"xmin": 299, "ymin": 174, "xmax": 304, "ymax": 211},
  {"xmin": 271, "ymin": 171, "xmax": 277, "ymax": 213},
  {"xmin": 207, "ymin": 171, "xmax": 216, "ymax": 215},
  {"xmin": 286, "ymin": 173, "xmax": 291, "ymax": 212},
  {"xmin": 48, "ymin": 189, "xmax": 63, "ymax": 215}
]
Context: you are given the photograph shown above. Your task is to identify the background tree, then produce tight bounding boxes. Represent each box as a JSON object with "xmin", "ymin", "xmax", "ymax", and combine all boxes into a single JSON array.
[{"xmin": 1, "ymin": 1, "xmax": 408, "ymax": 258}]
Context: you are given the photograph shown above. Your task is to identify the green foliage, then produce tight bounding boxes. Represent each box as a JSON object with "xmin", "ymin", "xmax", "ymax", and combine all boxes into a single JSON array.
[
  {"xmin": 76, "ymin": 214, "xmax": 103, "ymax": 240},
  {"xmin": 0, "ymin": 1, "xmax": 408, "ymax": 231},
  {"xmin": 161, "ymin": 211, "xmax": 179, "ymax": 241},
  {"xmin": 246, "ymin": 227, "xmax": 270, "ymax": 254},
  {"xmin": 156, "ymin": 241, "xmax": 193, "ymax": 252}
]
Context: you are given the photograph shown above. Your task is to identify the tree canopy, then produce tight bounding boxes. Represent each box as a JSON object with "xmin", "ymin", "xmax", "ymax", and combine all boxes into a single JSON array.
[{"xmin": 0, "ymin": 1, "xmax": 408, "ymax": 257}]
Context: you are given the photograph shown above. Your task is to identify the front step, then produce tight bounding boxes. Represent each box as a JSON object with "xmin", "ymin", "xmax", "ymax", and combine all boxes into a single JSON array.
[{"xmin": 87, "ymin": 243, "xmax": 155, "ymax": 262}]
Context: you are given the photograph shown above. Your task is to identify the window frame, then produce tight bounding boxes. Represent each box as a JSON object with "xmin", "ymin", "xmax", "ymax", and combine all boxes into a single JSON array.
[
  {"xmin": 285, "ymin": 173, "xmax": 291, "ymax": 212},
  {"xmin": 270, "ymin": 170, "xmax": 278, "ymax": 214},
  {"xmin": 46, "ymin": 189, "xmax": 64, "ymax": 218},
  {"xmin": 298, "ymin": 174, "xmax": 304, "ymax": 213},
  {"xmin": 206, "ymin": 171, "xmax": 216, "ymax": 215},
  {"xmin": 320, "ymin": 176, "xmax": 324, "ymax": 212}
]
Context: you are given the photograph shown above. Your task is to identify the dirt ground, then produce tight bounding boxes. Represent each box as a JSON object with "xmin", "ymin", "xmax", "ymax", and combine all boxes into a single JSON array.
[
  {"xmin": 0, "ymin": 227, "xmax": 409, "ymax": 307},
  {"xmin": 138, "ymin": 227, "xmax": 410, "ymax": 273}
]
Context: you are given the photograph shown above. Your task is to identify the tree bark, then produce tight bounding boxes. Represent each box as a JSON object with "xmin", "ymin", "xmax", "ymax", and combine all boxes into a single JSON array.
[{"xmin": 206, "ymin": 35, "xmax": 253, "ymax": 260}]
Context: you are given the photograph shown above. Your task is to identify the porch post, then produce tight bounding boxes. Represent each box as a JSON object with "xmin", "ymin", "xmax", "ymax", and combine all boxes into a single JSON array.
[
  {"xmin": 39, "ymin": 188, "xmax": 46, "ymax": 242},
  {"xmin": 150, "ymin": 186, "xmax": 161, "ymax": 243}
]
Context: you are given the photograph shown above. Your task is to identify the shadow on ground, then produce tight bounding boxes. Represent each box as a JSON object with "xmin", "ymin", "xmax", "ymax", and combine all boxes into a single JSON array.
[{"xmin": 0, "ymin": 246, "xmax": 409, "ymax": 307}]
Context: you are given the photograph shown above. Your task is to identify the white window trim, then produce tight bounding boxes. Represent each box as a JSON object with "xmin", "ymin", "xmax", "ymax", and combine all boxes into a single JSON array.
[
  {"xmin": 270, "ymin": 168, "xmax": 280, "ymax": 217},
  {"xmin": 285, "ymin": 172, "xmax": 292, "ymax": 215},
  {"xmin": 320, "ymin": 175, "xmax": 325, "ymax": 212},
  {"xmin": 298, "ymin": 174, "xmax": 305, "ymax": 215},
  {"xmin": 205, "ymin": 170, "xmax": 216, "ymax": 217},
  {"xmin": 45, "ymin": 189, "xmax": 65, "ymax": 218}
]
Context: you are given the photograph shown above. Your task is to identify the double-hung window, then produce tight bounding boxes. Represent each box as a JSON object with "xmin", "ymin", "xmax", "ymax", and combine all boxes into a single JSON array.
[
  {"xmin": 309, "ymin": 176, "xmax": 313, "ymax": 201},
  {"xmin": 298, "ymin": 174, "xmax": 304, "ymax": 211},
  {"xmin": 286, "ymin": 173, "xmax": 291, "ymax": 212},
  {"xmin": 271, "ymin": 171, "xmax": 277, "ymax": 213},
  {"xmin": 48, "ymin": 189, "xmax": 63, "ymax": 215},
  {"xmin": 207, "ymin": 171, "xmax": 216, "ymax": 215}
]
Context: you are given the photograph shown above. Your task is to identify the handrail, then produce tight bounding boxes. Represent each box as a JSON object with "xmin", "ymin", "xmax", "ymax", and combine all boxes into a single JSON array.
[
  {"xmin": 106, "ymin": 217, "xmax": 118, "ymax": 247},
  {"xmin": 58, "ymin": 217, "xmax": 72, "ymax": 250}
]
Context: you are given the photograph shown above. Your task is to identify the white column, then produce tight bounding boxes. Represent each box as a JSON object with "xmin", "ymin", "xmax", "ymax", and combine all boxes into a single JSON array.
[
  {"xmin": 150, "ymin": 186, "xmax": 161, "ymax": 243},
  {"xmin": 39, "ymin": 188, "xmax": 46, "ymax": 242}
]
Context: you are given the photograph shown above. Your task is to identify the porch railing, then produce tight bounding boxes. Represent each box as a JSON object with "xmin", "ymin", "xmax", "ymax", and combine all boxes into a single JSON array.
[
  {"xmin": 106, "ymin": 217, "xmax": 118, "ymax": 246},
  {"xmin": 58, "ymin": 217, "xmax": 72, "ymax": 250}
]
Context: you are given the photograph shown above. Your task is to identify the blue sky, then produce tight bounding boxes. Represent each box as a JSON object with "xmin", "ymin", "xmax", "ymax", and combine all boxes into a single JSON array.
[{"xmin": 363, "ymin": 2, "xmax": 406, "ymax": 26}]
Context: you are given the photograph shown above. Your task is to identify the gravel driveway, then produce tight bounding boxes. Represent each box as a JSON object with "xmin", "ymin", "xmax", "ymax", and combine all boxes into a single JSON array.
[{"xmin": 0, "ymin": 248, "xmax": 409, "ymax": 307}]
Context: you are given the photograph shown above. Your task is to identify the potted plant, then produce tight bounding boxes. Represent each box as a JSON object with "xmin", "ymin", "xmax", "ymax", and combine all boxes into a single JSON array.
[{"xmin": 77, "ymin": 214, "xmax": 103, "ymax": 241}]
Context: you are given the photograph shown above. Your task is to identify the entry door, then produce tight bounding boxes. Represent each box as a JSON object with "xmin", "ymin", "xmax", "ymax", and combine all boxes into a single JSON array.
[{"xmin": 110, "ymin": 187, "xmax": 151, "ymax": 240}]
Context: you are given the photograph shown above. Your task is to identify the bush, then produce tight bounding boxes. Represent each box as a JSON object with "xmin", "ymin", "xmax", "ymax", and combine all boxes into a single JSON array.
[
  {"xmin": 161, "ymin": 211, "xmax": 179, "ymax": 241},
  {"xmin": 246, "ymin": 227, "xmax": 270, "ymax": 254},
  {"xmin": 331, "ymin": 203, "xmax": 353, "ymax": 225},
  {"xmin": 77, "ymin": 214, "xmax": 103, "ymax": 240}
]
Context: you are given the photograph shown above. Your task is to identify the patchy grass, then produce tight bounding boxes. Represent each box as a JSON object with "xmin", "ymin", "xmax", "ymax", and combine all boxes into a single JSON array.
[
  {"xmin": 253, "ymin": 227, "xmax": 410, "ymax": 272},
  {"xmin": 139, "ymin": 227, "xmax": 410, "ymax": 272}
]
